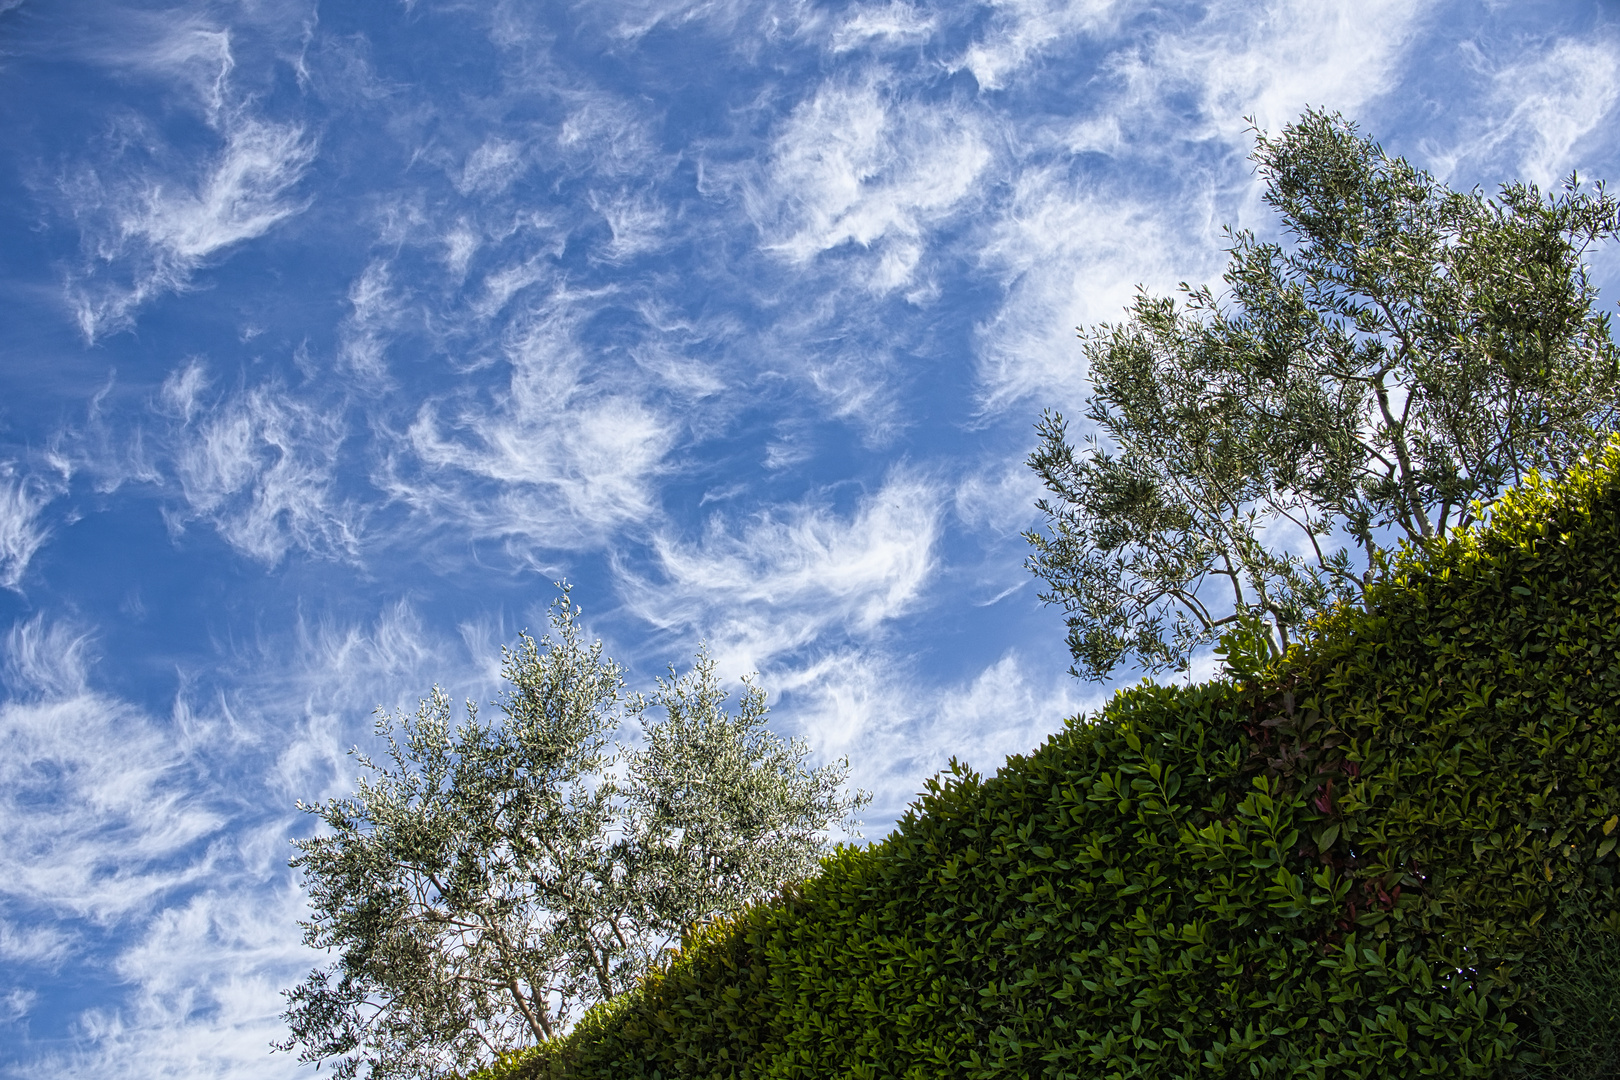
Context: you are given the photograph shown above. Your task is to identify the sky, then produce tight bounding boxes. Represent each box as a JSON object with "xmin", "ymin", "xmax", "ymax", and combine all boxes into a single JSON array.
[{"xmin": 1, "ymin": 0, "xmax": 1618, "ymax": 1074}]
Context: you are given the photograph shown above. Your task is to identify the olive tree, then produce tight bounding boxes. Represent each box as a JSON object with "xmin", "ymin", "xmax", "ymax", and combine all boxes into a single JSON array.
[
  {"xmin": 1027, "ymin": 109, "xmax": 1620, "ymax": 681},
  {"xmin": 620, "ymin": 649, "xmax": 862, "ymax": 950},
  {"xmin": 274, "ymin": 590, "xmax": 867, "ymax": 1079}
]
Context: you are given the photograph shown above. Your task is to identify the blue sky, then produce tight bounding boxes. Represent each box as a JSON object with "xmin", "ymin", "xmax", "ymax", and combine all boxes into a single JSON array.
[{"xmin": 1, "ymin": 0, "xmax": 1617, "ymax": 1074}]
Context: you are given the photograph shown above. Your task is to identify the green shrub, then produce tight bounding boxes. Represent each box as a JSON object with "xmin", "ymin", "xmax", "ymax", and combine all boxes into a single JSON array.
[
  {"xmin": 1515, "ymin": 901, "xmax": 1620, "ymax": 1080},
  {"xmin": 476, "ymin": 439, "xmax": 1620, "ymax": 1079}
]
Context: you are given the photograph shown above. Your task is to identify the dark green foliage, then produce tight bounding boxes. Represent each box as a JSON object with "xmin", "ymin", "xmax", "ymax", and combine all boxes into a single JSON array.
[
  {"xmin": 1516, "ymin": 907, "xmax": 1620, "ymax": 1080},
  {"xmin": 477, "ymin": 440, "xmax": 1620, "ymax": 1079}
]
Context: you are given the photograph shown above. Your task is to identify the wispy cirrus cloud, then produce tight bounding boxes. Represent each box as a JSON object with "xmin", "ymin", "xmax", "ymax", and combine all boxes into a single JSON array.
[
  {"xmin": 457, "ymin": 137, "xmax": 530, "ymax": 197},
  {"xmin": 0, "ymin": 464, "xmax": 61, "ymax": 591},
  {"xmin": 0, "ymin": 922, "xmax": 72, "ymax": 970},
  {"xmin": 954, "ymin": 0, "xmax": 1118, "ymax": 91},
  {"xmin": 0, "ymin": 615, "xmax": 232, "ymax": 1055},
  {"xmin": 266, "ymin": 598, "xmax": 520, "ymax": 815},
  {"xmin": 829, "ymin": 2, "xmax": 938, "ymax": 54},
  {"xmin": 589, "ymin": 187, "xmax": 673, "ymax": 264},
  {"xmin": 162, "ymin": 362, "xmax": 359, "ymax": 566},
  {"xmin": 770, "ymin": 644, "xmax": 1097, "ymax": 828},
  {"xmin": 34, "ymin": 881, "xmax": 314, "ymax": 1080},
  {"xmin": 586, "ymin": 0, "xmax": 787, "ymax": 45},
  {"xmin": 1139, "ymin": 0, "xmax": 1425, "ymax": 137},
  {"xmin": 62, "ymin": 21, "xmax": 316, "ymax": 340},
  {"xmin": 953, "ymin": 456, "xmax": 1044, "ymax": 539},
  {"xmin": 385, "ymin": 293, "xmax": 676, "ymax": 550},
  {"xmin": 1442, "ymin": 36, "xmax": 1620, "ymax": 188},
  {"xmin": 0, "ymin": 618, "xmax": 224, "ymax": 926},
  {"xmin": 555, "ymin": 90, "xmax": 666, "ymax": 182},
  {"xmin": 749, "ymin": 76, "xmax": 990, "ymax": 293},
  {"xmin": 972, "ymin": 171, "xmax": 1195, "ymax": 414},
  {"xmin": 625, "ymin": 470, "xmax": 941, "ymax": 675},
  {"xmin": 338, "ymin": 259, "xmax": 406, "ymax": 385},
  {"xmin": 0, "ymin": 601, "xmax": 497, "ymax": 1078}
]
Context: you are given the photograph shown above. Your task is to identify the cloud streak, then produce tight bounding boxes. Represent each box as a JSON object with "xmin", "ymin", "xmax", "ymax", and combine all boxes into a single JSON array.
[
  {"xmin": 0, "ymin": 619, "xmax": 224, "ymax": 927},
  {"xmin": 627, "ymin": 470, "xmax": 941, "ymax": 674},
  {"xmin": 164, "ymin": 364, "xmax": 358, "ymax": 566},
  {"xmin": 0, "ymin": 465, "xmax": 59, "ymax": 591},
  {"xmin": 955, "ymin": 0, "xmax": 1117, "ymax": 91},
  {"xmin": 63, "ymin": 23, "xmax": 316, "ymax": 340},
  {"xmin": 1456, "ymin": 36, "xmax": 1620, "ymax": 188},
  {"xmin": 967, "ymin": 0, "xmax": 1428, "ymax": 415},
  {"xmin": 388, "ymin": 293, "xmax": 677, "ymax": 550},
  {"xmin": 751, "ymin": 77, "xmax": 990, "ymax": 293}
]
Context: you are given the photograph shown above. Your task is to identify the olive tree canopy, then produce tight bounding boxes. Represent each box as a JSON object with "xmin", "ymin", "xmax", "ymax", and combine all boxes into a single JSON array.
[
  {"xmin": 275, "ymin": 590, "xmax": 868, "ymax": 1079},
  {"xmin": 1027, "ymin": 109, "xmax": 1620, "ymax": 682}
]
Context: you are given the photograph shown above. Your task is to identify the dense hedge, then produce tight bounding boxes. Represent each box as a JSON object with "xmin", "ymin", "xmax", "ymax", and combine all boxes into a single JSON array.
[{"xmin": 479, "ymin": 440, "xmax": 1620, "ymax": 1080}]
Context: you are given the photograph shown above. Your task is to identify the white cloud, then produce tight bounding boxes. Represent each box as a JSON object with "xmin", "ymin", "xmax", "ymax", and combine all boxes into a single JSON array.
[
  {"xmin": 297, "ymin": 599, "xmax": 444, "ymax": 698},
  {"xmin": 267, "ymin": 599, "xmax": 520, "ymax": 813},
  {"xmin": 0, "ymin": 464, "xmax": 58, "ymax": 590},
  {"xmin": 590, "ymin": 0, "xmax": 769, "ymax": 46},
  {"xmin": 956, "ymin": 0, "xmax": 1117, "ymax": 91},
  {"xmin": 556, "ymin": 92, "xmax": 662, "ymax": 179},
  {"xmin": 627, "ymin": 470, "xmax": 941, "ymax": 674},
  {"xmin": 0, "ymin": 921, "xmax": 72, "ymax": 969},
  {"xmin": 1144, "ymin": 0, "xmax": 1424, "ymax": 139},
  {"xmin": 1440, "ymin": 36, "xmax": 1620, "ymax": 188},
  {"xmin": 1, "ymin": 986, "xmax": 38, "ymax": 1024},
  {"xmin": 395, "ymin": 295, "xmax": 675, "ymax": 547},
  {"xmin": 953, "ymin": 456, "xmax": 1045, "ymax": 538},
  {"xmin": 0, "ymin": 619, "xmax": 224, "ymax": 926},
  {"xmin": 0, "ymin": 605, "xmax": 490, "ymax": 1080},
  {"xmin": 751, "ymin": 77, "xmax": 990, "ymax": 291},
  {"xmin": 474, "ymin": 256, "xmax": 551, "ymax": 321},
  {"xmin": 933, "ymin": 649, "xmax": 1092, "ymax": 745},
  {"xmin": 165, "ymin": 368, "xmax": 358, "ymax": 566},
  {"xmin": 88, "ymin": 20, "xmax": 237, "ymax": 123},
  {"xmin": 0, "ymin": 616, "xmax": 309, "ymax": 1080},
  {"xmin": 442, "ymin": 219, "xmax": 481, "ymax": 280},
  {"xmin": 0, "ymin": 600, "xmax": 496, "ymax": 1078},
  {"xmin": 64, "ymin": 24, "xmax": 316, "ymax": 340},
  {"xmin": 3, "ymin": 615, "xmax": 95, "ymax": 701},
  {"xmin": 14, "ymin": 880, "xmax": 314, "ymax": 1080},
  {"xmin": 70, "ymin": 116, "xmax": 316, "ymax": 341},
  {"xmin": 754, "ymin": 307, "xmax": 912, "ymax": 439},
  {"xmin": 458, "ymin": 137, "xmax": 529, "ymax": 196},
  {"xmin": 627, "ymin": 343, "xmax": 726, "ymax": 400},
  {"xmin": 590, "ymin": 187, "xmax": 671, "ymax": 262},
  {"xmin": 969, "ymin": 0, "xmax": 1426, "ymax": 415},
  {"xmin": 119, "ymin": 118, "xmax": 313, "ymax": 262},
  {"xmin": 0, "ymin": 592, "xmax": 540, "ymax": 1080},
  {"xmin": 830, "ymin": 2, "xmax": 937, "ymax": 53},
  {"xmin": 338, "ymin": 259, "xmax": 405, "ymax": 383},
  {"xmin": 158, "ymin": 359, "xmax": 210, "ymax": 424}
]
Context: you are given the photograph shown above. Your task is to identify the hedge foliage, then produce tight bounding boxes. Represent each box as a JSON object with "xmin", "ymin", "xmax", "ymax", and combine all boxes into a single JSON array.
[{"xmin": 476, "ymin": 439, "xmax": 1620, "ymax": 1080}]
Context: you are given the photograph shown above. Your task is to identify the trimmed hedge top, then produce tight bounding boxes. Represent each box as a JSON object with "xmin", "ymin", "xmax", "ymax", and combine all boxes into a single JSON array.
[{"xmin": 481, "ymin": 439, "xmax": 1620, "ymax": 1080}]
